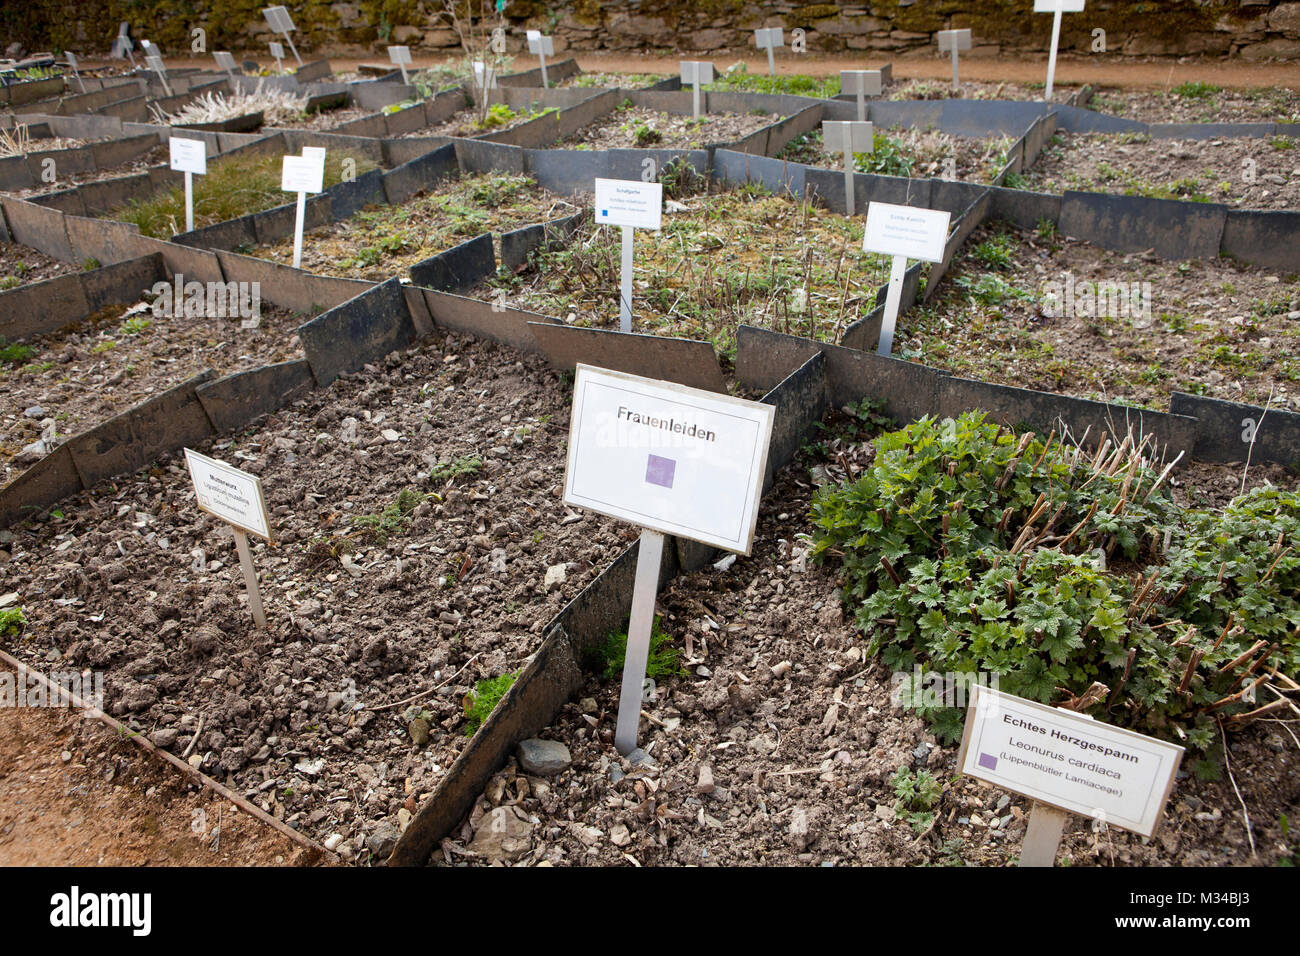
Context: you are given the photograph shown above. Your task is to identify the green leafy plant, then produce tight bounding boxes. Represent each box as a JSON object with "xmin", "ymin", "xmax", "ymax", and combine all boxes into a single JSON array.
[
  {"xmin": 971, "ymin": 233, "xmax": 1017, "ymax": 271},
  {"xmin": 0, "ymin": 607, "xmax": 26, "ymax": 637},
  {"xmin": 1172, "ymin": 81, "xmax": 1220, "ymax": 99},
  {"xmin": 589, "ymin": 616, "xmax": 686, "ymax": 681},
  {"xmin": 119, "ymin": 316, "xmax": 151, "ymax": 336},
  {"xmin": 0, "ymin": 339, "xmax": 34, "ymax": 365},
  {"xmin": 631, "ymin": 122, "xmax": 662, "ymax": 147},
  {"xmin": 430, "ymin": 454, "xmax": 483, "ymax": 483},
  {"xmin": 856, "ymin": 133, "xmax": 915, "ymax": 177},
  {"xmin": 891, "ymin": 766, "xmax": 943, "ymax": 832},
  {"xmin": 350, "ymin": 487, "xmax": 428, "ymax": 544},
  {"xmin": 463, "ymin": 671, "xmax": 519, "ymax": 735},
  {"xmin": 811, "ymin": 412, "xmax": 1300, "ymax": 751}
]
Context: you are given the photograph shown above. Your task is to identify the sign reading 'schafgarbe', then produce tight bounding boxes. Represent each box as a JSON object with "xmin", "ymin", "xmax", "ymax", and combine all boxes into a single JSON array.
[{"xmin": 564, "ymin": 365, "xmax": 774, "ymax": 554}]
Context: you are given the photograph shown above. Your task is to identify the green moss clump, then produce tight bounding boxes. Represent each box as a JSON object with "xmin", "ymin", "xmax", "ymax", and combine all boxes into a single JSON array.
[
  {"xmin": 589, "ymin": 616, "xmax": 686, "ymax": 682},
  {"xmin": 463, "ymin": 671, "xmax": 519, "ymax": 736}
]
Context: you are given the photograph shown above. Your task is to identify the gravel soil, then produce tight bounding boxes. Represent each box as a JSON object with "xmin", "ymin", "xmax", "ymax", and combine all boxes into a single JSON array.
[
  {"xmin": 1, "ymin": 300, "xmax": 315, "ymax": 482},
  {"xmin": 1089, "ymin": 86, "xmax": 1300, "ymax": 124},
  {"xmin": 559, "ymin": 105, "xmax": 782, "ymax": 150},
  {"xmin": 1, "ymin": 331, "xmax": 629, "ymax": 863},
  {"xmin": 443, "ymin": 413, "xmax": 1299, "ymax": 867},
  {"xmin": 886, "ymin": 77, "xmax": 1079, "ymax": 104},
  {"xmin": 900, "ymin": 221, "xmax": 1300, "ymax": 415},
  {"xmin": 1022, "ymin": 132, "xmax": 1300, "ymax": 210},
  {"xmin": 0, "ymin": 239, "xmax": 83, "ymax": 286}
]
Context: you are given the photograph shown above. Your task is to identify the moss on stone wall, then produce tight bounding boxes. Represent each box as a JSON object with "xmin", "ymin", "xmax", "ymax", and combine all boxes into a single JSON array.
[{"xmin": 0, "ymin": 0, "xmax": 1281, "ymax": 57}]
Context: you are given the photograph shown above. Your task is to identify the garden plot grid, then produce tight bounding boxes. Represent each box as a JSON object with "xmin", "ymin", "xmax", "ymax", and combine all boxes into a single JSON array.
[
  {"xmin": 1, "ymin": 332, "xmax": 629, "ymax": 860},
  {"xmin": 253, "ymin": 172, "xmax": 575, "ymax": 281},
  {"xmin": 2, "ymin": 63, "xmax": 1300, "ymax": 869}
]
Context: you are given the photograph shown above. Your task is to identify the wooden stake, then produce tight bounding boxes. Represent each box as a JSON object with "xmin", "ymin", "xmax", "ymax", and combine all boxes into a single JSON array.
[
  {"xmin": 1019, "ymin": 801, "xmax": 1068, "ymax": 866},
  {"xmin": 232, "ymin": 528, "xmax": 267, "ymax": 628}
]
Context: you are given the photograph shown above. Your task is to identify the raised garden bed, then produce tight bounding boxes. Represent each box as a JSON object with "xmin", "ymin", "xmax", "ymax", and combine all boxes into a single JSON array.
[
  {"xmin": 779, "ymin": 125, "xmax": 1015, "ymax": 185},
  {"xmin": 479, "ymin": 183, "xmax": 895, "ymax": 355},
  {"xmin": 1089, "ymin": 84, "xmax": 1300, "ymax": 124},
  {"xmin": 0, "ymin": 238, "xmax": 83, "ymax": 287},
  {"xmin": 900, "ymin": 220, "xmax": 1300, "ymax": 415},
  {"xmin": 0, "ymin": 297, "xmax": 316, "ymax": 480},
  {"xmin": 1020, "ymin": 131, "xmax": 1300, "ymax": 210},
  {"xmin": 252, "ymin": 172, "xmax": 575, "ymax": 282},
  {"xmin": 559, "ymin": 104, "xmax": 782, "ymax": 151}
]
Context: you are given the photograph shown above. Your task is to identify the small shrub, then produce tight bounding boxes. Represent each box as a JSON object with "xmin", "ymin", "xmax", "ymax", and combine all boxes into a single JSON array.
[
  {"xmin": 0, "ymin": 607, "xmax": 26, "ymax": 637},
  {"xmin": 430, "ymin": 455, "xmax": 483, "ymax": 483}
]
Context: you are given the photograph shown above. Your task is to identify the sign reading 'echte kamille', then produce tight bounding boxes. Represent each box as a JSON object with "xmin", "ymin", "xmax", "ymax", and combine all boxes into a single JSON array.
[{"xmin": 564, "ymin": 365, "xmax": 773, "ymax": 555}]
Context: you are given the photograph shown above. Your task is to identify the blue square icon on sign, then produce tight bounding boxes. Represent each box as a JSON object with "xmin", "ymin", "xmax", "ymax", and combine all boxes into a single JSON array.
[{"xmin": 600, "ymin": 209, "xmax": 608, "ymax": 217}]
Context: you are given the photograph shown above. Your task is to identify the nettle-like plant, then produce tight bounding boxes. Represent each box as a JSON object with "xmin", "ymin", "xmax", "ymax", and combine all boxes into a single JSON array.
[{"xmin": 811, "ymin": 411, "xmax": 1300, "ymax": 754}]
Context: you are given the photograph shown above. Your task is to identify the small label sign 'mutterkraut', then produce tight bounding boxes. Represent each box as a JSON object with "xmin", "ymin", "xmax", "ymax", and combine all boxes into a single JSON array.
[
  {"xmin": 863, "ymin": 201, "xmax": 950, "ymax": 263},
  {"xmin": 564, "ymin": 365, "xmax": 773, "ymax": 554},
  {"xmin": 594, "ymin": 178, "xmax": 662, "ymax": 230},
  {"xmin": 957, "ymin": 684, "xmax": 1183, "ymax": 838},
  {"xmin": 184, "ymin": 449, "xmax": 271, "ymax": 542}
]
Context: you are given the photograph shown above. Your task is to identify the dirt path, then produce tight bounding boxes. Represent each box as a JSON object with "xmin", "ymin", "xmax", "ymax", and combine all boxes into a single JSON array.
[
  {"xmin": 71, "ymin": 53, "xmax": 1300, "ymax": 92},
  {"xmin": 0, "ymin": 670, "xmax": 322, "ymax": 866}
]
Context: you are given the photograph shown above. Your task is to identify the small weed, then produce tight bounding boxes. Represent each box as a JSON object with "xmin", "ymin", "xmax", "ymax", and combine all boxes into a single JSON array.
[
  {"xmin": 0, "ymin": 339, "xmax": 34, "ymax": 365},
  {"xmin": 970, "ymin": 233, "xmax": 1017, "ymax": 271},
  {"xmin": 588, "ymin": 616, "xmax": 685, "ymax": 682},
  {"xmin": 350, "ymin": 487, "xmax": 428, "ymax": 544},
  {"xmin": 891, "ymin": 766, "xmax": 943, "ymax": 833},
  {"xmin": 119, "ymin": 316, "xmax": 152, "ymax": 335},
  {"xmin": 0, "ymin": 607, "xmax": 26, "ymax": 637},
  {"xmin": 430, "ymin": 454, "xmax": 483, "ymax": 483},
  {"xmin": 1172, "ymin": 81, "xmax": 1220, "ymax": 99}
]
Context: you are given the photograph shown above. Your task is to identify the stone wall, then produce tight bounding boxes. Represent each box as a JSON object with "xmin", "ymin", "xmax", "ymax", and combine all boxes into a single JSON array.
[{"xmin": 7, "ymin": 1, "xmax": 1300, "ymax": 61}]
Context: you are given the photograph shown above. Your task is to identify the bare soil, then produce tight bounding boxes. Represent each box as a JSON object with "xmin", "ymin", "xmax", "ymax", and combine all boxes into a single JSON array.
[
  {"xmin": 0, "ymin": 239, "xmax": 82, "ymax": 286},
  {"xmin": 443, "ymin": 418, "xmax": 1300, "ymax": 867},
  {"xmin": 560, "ymin": 105, "xmax": 781, "ymax": 150},
  {"xmin": 1, "ymin": 300, "xmax": 315, "ymax": 482},
  {"xmin": 886, "ymin": 77, "xmax": 1077, "ymax": 104},
  {"xmin": 902, "ymin": 221, "xmax": 1300, "ymax": 415},
  {"xmin": 0, "ymin": 679, "xmax": 320, "ymax": 866},
  {"xmin": 1, "ymin": 331, "xmax": 629, "ymax": 863},
  {"xmin": 1089, "ymin": 86, "xmax": 1300, "ymax": 124},
  {"xmin": 1022, "ymin": 132, "xmax": 1300, "ymax": 210}
]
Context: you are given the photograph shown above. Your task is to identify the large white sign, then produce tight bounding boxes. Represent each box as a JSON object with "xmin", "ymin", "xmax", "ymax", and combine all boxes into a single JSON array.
[
  {"xmin": 526, "ymin": 30, "xmax": 555, "ymax": 56},
  {"xmin": 388, "ymin": 45, "xmax": 412, "ymax": 65},
  {"xmin": 680, "ymin": 60, "xmax": 714, "ymax": 86},
  {"xmin": 563, "ymin": 366, "xmax": 774, "ymax": 554},
  {"xmin": 184, "ymin": 449, "xmax": 272, "ymax": 541},
  {"xmin": 863, "ymin": 201, "xmax": 950, "ymax": 263},
  {"xmin": 594, "ymin": 178, "xmax": 663, "ymax": 230},
  {"xmin": 282, "ymin": 151, "xmax": 324, "ymax": 194},
  {"xmin": 1034, "ymin": 0, "xmax": 1086, "ymax": 11},
  {"xmin": 823, "ymin": 120, "xmax": 873, "ymax": 154},
  {"xmin": 264, "ymin": 4, "xmax": 296, "ymax": 33},
  {"xmin": 754, "ymin": 27, "xmax": 784, "ymax": 49},
  {"xmin": 957, "ymin": 685, "xmax": 1183, "ymax": 838},
  {"xmin": 169, "ymin": 136, "xmax": 207, "ymax": 175}
]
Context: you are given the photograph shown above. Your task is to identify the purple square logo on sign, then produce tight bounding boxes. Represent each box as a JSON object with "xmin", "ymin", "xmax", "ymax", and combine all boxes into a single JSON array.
[
  {"xmin": 645, "ymin": 454, "xmax": 676, "ymax": 489},
  {"xmin": 978, "ymin": 752, "xmax": 998, "ymax": 772}
]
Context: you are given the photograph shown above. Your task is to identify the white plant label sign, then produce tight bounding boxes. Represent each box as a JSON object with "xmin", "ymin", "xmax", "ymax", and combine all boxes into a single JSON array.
[
  {"xmin": 563, "ymin": 365, "xmax": 774, "ymax": 554},
  {"xmin": 184, "ymin": 449, "xmax": 272, "ymax": 542},
  {"xmin": 169, "ymin": 136, "xmax": 207, "ymax": 175},
  {"xmin": 594, "ymin": 178, "xmax": 662, "ymax": 230},
  {"xmin": 957, "ymin": 684, "xmax": 1183, "ymax": 838},
  {"xmin": 282, "ymin": 151, "xmax": 325, "ymax": 194},
  {"xmin": 863, "ymin": 201, "xmax": 950, "ymax": 263}
]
